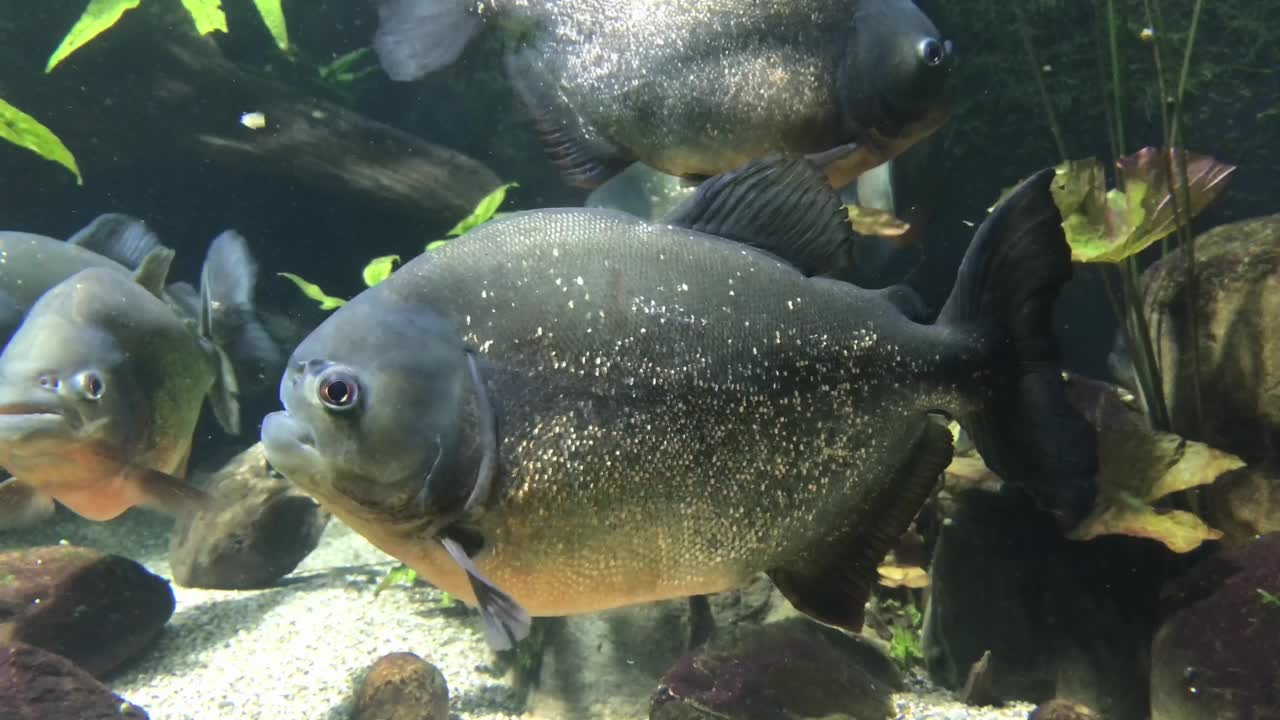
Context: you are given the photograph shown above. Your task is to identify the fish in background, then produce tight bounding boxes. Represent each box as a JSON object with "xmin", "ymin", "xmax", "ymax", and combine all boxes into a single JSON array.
[
  {"xmin": 0, "ymin": 216, "xmax": 280, "ymax": 526},
  {"xmin": 261, "ymin": 156, "xmax": 1097, "ymax": 650},
  {"xmin": 372, "ymin": 0, "xmax": 953, "ymax": 189}
]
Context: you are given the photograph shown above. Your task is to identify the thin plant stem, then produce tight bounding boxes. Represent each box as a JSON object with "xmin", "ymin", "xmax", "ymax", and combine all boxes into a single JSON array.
[{"xmin": 1012, "ymin": 3, "xmax": 1069, "ymax": 162}]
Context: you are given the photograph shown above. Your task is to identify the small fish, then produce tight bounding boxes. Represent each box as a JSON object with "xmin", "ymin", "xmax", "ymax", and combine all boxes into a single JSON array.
[
  {"xmin": 372, "ymin": 0, "xmax": 953, "ymax": 189},
  {"xmin": 262, "ymin": 156, "xmax": 1098, "ymax": 650},
  {"xmin": 0, "ymin": 226, "xmax": 279, "ymax": 523}
]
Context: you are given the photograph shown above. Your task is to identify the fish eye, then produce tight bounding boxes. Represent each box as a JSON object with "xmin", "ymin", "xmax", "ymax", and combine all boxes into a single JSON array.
[
  {"xmin": 917, "ymin": 37, "xmax": 947, "ymax": 67},
  {"xmin": 318, "ymin": 373, "xmax": 359, "ymax": 411},
  {"xmin": 73, "ymin": 371, "xmax": 104, "ymax": 401}
]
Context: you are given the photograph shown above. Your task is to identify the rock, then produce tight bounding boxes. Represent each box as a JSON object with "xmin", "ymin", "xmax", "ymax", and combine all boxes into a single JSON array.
[
  {"xmin": 170, "ymin": 443, "xmax": 330, "ymax": 590},
  {"xmin": 527, "ymin": 575, "xmax": 779, "ymax": 720},
  {"xmin": 1202, "ymin": 464, "xmax": 1280, "ymax": 549},
  {"xmin": 1029, "ymin": 699, "xmax": 1104, "ymax": 720},
  {"xmin": 1136, "ymin": 213, "xmax": 1280, "ymax": 463},
  {"xmin": 650, "ymin": 617, "xmax": 903, "ymax": 720},
  {"xmin": 922, "ymin": 489, "xmax": 1166, "ymax": 720},
  {"xmin": 1150, "ymin": 532, "xmax": 1280, "ymax": 720},
  {"xmin": 0, "ymin": 641, "xmax": 149, "ymax": 720},
  {"xmin": 0, "ymin": 546, "xmax": 173, "ymax": 677},
  {"xmin": 352, "ymin": 652, "xmax": 449, "ymax": 720}
]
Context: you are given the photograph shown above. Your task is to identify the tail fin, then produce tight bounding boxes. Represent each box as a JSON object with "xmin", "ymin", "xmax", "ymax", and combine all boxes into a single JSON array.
[
  {"xmin": 372, "ymin": 0, "xmax": 483, "ymax": 81},
  {"xmin": 199, "ymin": 231, "xmax": 285, "ymax": 437},
  {"xmin": 937, "ymin": 168, "xmax": 1098, "ymax": 528}
]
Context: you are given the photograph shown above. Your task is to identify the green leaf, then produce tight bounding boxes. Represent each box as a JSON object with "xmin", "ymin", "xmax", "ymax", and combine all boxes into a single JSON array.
[
  {"xmin": 1051, "ymin": 148, "xmax": 1236, "ymax": 264},
  {"xmin": 251, "ymin": 0, "xmax": 289, "ymax": 50},
  {"xmin": 446, "ymin": 182, "xmax": 518, "ymax": 237},
  {"xmin": 424, "ymin": 239, "xmax": 450, "ymax": 252},
  {"xmin": 361, "ymin": 255, "xmax": 400, "ymax": 287},
  {"xmin": 374, "ymin": 564, "xmax": 419, "ymax": 597},
  {"xmin": 0, "ymin": 98, "xmax": 83, "ymax": 185},
  {"xmin": 179, "ymin": 0, "xmax": 228, "ymax": 35},
  {"xmin": 277, "ymin": 273, "xmax": 347, "ymax": 310},
  {"xmin": 46, "ymin": 0, "xmax": 141, "ymax": 73}
]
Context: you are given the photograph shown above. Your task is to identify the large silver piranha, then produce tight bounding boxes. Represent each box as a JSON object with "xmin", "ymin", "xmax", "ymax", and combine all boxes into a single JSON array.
[
  {"xmin": 372, "ymin": 0, "xmax": 954, "ymax": 189},
  {"xmin": 262, "ymin": 157, "xmax": 1098, "ymax": 650},
  {"xmin": 0, "ymin": 215, "xmax": 279, "ymax": 523}
]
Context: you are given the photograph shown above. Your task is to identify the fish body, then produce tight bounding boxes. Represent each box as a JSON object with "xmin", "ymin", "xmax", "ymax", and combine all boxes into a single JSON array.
[
  {"xmin": 374, "ymin": 0, "xmax": 953, "ymax": 188},
  {"xmin": 262, "ymin": 157, "xmax": 1097, "ymax": 649},
  {"xmin": 0, "ymin": 220, "xmax": 279, "ymax": 523}
]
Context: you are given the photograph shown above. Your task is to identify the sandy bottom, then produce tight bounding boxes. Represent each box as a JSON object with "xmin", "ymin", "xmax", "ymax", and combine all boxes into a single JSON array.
[{"xmin": 1, "ymin": 509, "xmax": 1035, "ymax": 720}]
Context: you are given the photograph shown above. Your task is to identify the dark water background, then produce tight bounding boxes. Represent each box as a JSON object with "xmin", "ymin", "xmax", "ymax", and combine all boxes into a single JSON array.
[{"xmin": 0, "ymin": 0, "xmax": 1276, "ymax": 383}]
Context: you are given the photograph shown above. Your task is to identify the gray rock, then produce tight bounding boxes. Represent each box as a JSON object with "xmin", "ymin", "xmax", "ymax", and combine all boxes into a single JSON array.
[
  {"xmin": 650, "ymin": 617, "xmax": 903, "ymax": 720},
  {"xmin": 0, "ymin": 546, "xmax": 173, "ymax": 677},
  {"xmin": 170, "ymin": 443, "xmax": 330, "ymax": 590},
  {"xmin": 1150, "ymin": 532, "xmax": 1280, "ymax": 720},
  {"xmin": 353, "ymin": 652, "xmax": 450, "ymax": 720},
  {"xmin": 0, "ymin": 641, "xmax": 150, "ymax": 720}
]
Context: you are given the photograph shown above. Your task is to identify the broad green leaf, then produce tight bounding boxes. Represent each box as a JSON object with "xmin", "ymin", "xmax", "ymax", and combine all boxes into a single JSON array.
[
  {"xmin": 425, "ymin": 239, "xmax": 450, "ymax": 252},
  {"xmin": 446, "ymin": 182, "xmax": 518, "ymax": 237},
  {"xmin": 844, "ymin": 204, "xmax": 911, "ymax": 238},
  {"xmin": 362, "ymin": 255, "xmax": 400, "ymax": 287},
  {"xmin": 0, "ymin": 98, "xmax": 83, "ymax": 185},
  {"xmin": 1051, "ymin": 148, "xmax": 1236, "ymax": 264},
  {"xmin": 277, "ymin": 273, "xmax": 346, "ymax": 310},
  {"xmin": 46, "ymin": 0, "xmax": 141, "ymax": 73},
  {"xmin": 251, "ymin": 0, "xmax": 289, "ymax": 50},
  {"xmin": 1063, "ymin": 374, "xmax": 1237, "ymax": 553},
  {"xmin": 179, "ymin": 0, "xmax": 228, "ymax": 36}
]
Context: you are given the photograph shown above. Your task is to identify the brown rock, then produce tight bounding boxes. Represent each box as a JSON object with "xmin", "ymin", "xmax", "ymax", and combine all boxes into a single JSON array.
[
  {"xmin": 1029, "ymin": 699, "xmax": 1103, "ymax": 720},
  {"xmin": 1137, "ymin": 213, "xmax": 1280, "ymax": 462},
  {"xmin": 0, "ymin": 546, "xmax": 173, "ymax": 677},
  {"xmin": 1150, "ymin": 532, "xmax": 1280, "ymax": 720},
  {"xmin": 353, "ymin": 652, "xmax": 450, "ymax": 720},
  {"xmin": 0, "ymin": 641, "xmax": 149, "ymax": 720},
  {"xmin": 170, "ymin": 443, "xmax": 330, "ymax": 590}
]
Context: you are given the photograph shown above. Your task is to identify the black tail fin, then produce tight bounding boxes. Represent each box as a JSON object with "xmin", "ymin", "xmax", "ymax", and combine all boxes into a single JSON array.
[{"xmin": 937, "ymin": 168, "xmax": 1098, "ymax": 528}]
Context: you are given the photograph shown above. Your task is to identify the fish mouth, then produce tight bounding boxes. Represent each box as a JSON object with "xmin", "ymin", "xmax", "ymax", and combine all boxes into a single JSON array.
[
  {"xmin": 260, "ymin": 411, "xmax": 324, "ymax": 487},
  {"xmin": 0, "ymin": 402, "xmax": 71, "ymax": 442}
]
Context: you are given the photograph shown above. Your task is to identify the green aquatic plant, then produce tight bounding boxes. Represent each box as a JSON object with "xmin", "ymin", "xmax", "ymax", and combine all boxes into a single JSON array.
[
  {"xmin": 280, "ymin": 182, "xmax": 517, "ymax": 310},
  {"xmin": 0, "ymin": 98, "xmax": 82, "ymax": 184},
  {"xmin": 47, "ymin": 0, "xmax": 289, "ymax": 74},
  {"xmin": 373, "ymin": 564, "xmax": 418, "ymax": 597},
  {"xmin": 316, "ymin": 48, "xmax": 381, "ymax": 89},
  {"xmin": 1258, "ymin": 589, "xmax": 1280, "ymax": 609}
]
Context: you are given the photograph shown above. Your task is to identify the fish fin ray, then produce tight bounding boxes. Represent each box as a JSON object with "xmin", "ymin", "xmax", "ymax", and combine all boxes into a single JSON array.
[
  {"xmin": 665, "ymin": 154, "xmax": 854, "ymax": 277},
  {"xmin": 165, "ymin": 281, "xmax": 200, "ymax": 320},
  {"xmin": 372, "ymin": 0, "xmax": 482, "ymax": 81},
  {"xmin": 440, "ymin": 534, "xmax": 531, "ymax": 651},
  {"xmin": 504, "ymin": 49, "xmax": 631, "ymax": 189},
  {"xmin": 130, "ymin": 465, "xmax": 213, "ymax": 520},
  {"xmin": 200, "ymin": 230, "xmax": 283, "ymax": 437},
  {"xmin": 66, "ymin": 213, "xmax": 166, "ymax": 270},
  {"xmin": 937, "ymin": 168, "xmax": 1098, "ymax": 528},
  {"xmin": 767, "ymin": 421, "xmax": 950, "ymax": 631},
  {"xmin": 131, "ymin": 247, "xmax": 176, "ymax": 297}
]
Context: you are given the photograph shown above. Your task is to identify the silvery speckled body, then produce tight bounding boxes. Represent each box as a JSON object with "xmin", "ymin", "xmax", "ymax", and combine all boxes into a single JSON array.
[
  {"xmin": 490, "ymin": 0, "xmax": 935, "ymax": 179},
  {"xmin": 0, "ymin": 232, "xmax": 129, "ymax": 344},
  {"xmin": 282, "ymin": 208, "xmax": 980, "ymax": 615}
]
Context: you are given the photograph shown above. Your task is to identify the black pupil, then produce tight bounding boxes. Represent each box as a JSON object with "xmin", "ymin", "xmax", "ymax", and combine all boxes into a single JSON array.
[
  {"xmin": 923, "ymin": 39, "xmax": 943, "ymax": 65},
  {"xmin": 88, "ymin": 376, "xmax": 101, "ymax": 396},
  {"xmin": 324, "ymin": 380, "xmax": 352, "ymax": 405}
]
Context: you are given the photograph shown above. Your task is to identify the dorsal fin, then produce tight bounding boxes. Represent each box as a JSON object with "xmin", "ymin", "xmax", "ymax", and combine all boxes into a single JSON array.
[
  {"xmin": 131, "ymin": 247, "xmax": 176, "ymax": 297},
  {"xmin": 67, "ymin": 214, "xmax": 166, "ymax": 270},
  {"xmin": 664, "ymin": 155, "xmax": 855, "ymax": 277}
]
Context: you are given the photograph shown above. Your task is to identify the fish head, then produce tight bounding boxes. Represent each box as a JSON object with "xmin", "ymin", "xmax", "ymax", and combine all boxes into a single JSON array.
[
  {"xmin": 840, "ymin": 0, "xmax": 954, "ymax": 142},
  {"xmin": 0, "ymin": 283, "xmax": 144, "ymax": 480},
  {"xmin": 262, "ymin": 292, "xmax": 470, "ymax": 522}
]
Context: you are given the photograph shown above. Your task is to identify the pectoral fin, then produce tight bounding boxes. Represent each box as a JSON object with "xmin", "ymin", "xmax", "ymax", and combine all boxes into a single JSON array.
[
  {"xmin": 440, "ymin": 534, "xmax": 531, "ymax": 652},
  {"xmin": 768, "ymin": 421, "xmax": 952, "ymax": 631},
  {"xmin": 130, "ymin": 464, "xmax": 214, "ymax": 520}
]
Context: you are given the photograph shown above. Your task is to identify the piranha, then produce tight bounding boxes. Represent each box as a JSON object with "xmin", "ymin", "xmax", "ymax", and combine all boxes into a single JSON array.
[
  {"xmin": 261, "ymin": 156, "xmax": 1098, "ymax": 650},
  {"xmin": 372, "ymin": 0, "xmax": 953, "ymax": 189},
  {"xmin": 0, "ymin": 220, "xmax": 278, "ymax": 524}
]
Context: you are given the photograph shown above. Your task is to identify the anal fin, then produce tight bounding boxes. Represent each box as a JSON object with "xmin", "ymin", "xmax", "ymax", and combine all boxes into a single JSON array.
[
  {"xmin": 768, "ymin": 420, "xmax": 952, "ymax": 632},
  {"xmin": 503, "ymin": 50, "xmax": 631, "ymax": 189},
  {"xmin": 440, "ymin": 534, "xmax": 531, "ymax": 651}
]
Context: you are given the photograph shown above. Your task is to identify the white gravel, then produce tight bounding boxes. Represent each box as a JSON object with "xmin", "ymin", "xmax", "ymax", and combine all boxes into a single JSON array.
[{"xmin": 2, "ymin": 509, "xmax": 1037, "ymax": 720}]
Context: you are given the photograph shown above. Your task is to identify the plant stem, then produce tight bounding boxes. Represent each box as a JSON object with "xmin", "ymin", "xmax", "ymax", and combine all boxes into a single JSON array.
[{"xmin": 1012, "ymin": 3, "xmax": 1069, "ymax": 163}]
